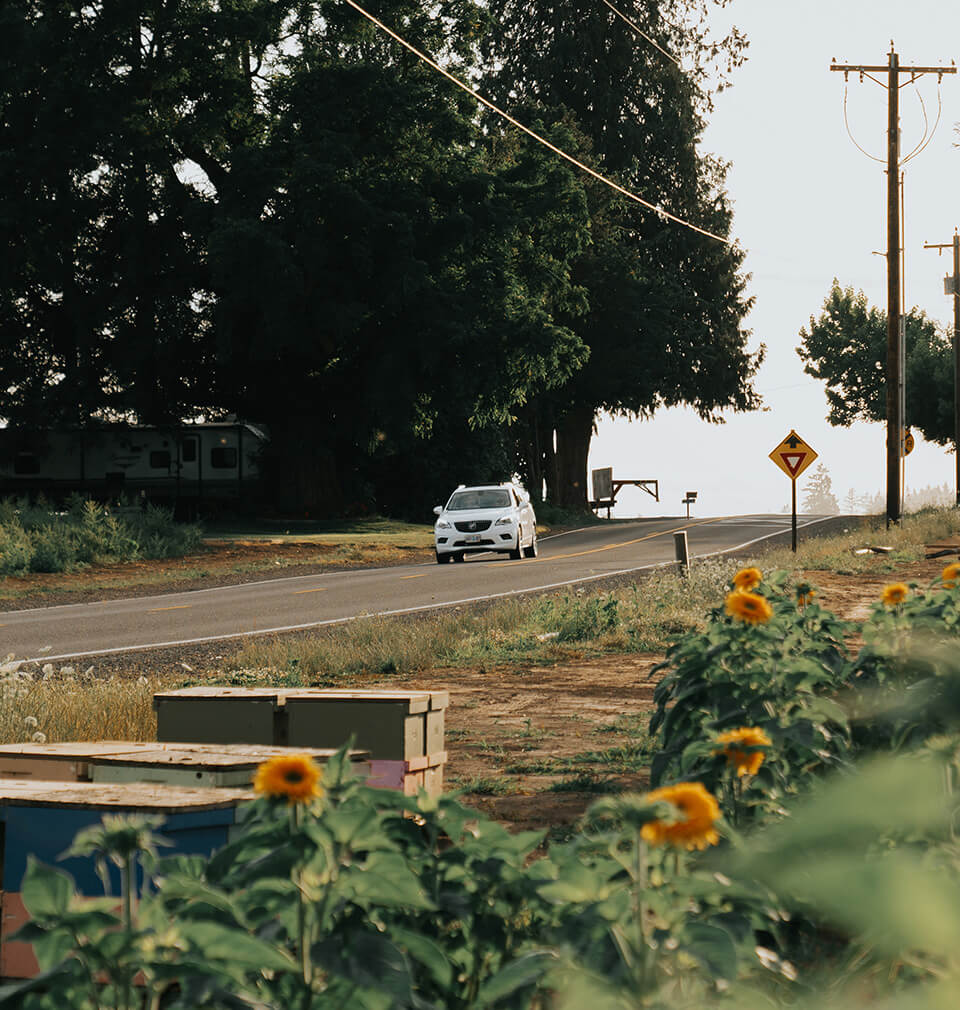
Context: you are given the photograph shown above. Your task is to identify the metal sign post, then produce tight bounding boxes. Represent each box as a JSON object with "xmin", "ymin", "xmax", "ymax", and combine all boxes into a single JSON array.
[{"xmin": 769, "ymin": 430, "xmax": 818, "ymax": 553}]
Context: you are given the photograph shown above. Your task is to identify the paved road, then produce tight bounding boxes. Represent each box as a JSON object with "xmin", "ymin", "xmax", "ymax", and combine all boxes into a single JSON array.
[{"xmin": 1, "ymin": 514, "xmax": 844, "ymax": 662}]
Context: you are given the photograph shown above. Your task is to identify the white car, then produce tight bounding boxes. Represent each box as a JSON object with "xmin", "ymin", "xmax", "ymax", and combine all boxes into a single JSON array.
[{"xmin": 433, "ymin": 483, "xmax": 538, "ymax": 564}]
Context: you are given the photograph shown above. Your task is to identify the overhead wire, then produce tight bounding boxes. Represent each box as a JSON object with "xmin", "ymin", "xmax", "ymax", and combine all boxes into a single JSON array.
[
  {"xmin": 899, "ymin": 78, "xmax": 930, "ymax": 165},
  {"xmin": 901, "ymin": 78, "xmax": 942, "ymax": 165},
  {"xmin": 843, "ymin": 81, "xmax": 885, "ymax": 164},
  {"xmin": 598, "ymin": 0, "xmax": 680, "ymax": 67},
  {"xmin": 338, "ymin": 0, "xmax": 733, "ymax": 246}
]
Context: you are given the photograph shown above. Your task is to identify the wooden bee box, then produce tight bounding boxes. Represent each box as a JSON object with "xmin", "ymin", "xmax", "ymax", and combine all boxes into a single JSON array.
[
  {"xmin": 0, "ymin": 779, "xmax": 253, "ymax": 979},
  {"xmin": 0, "ymin": 741, "xmax": 369, "ymax": 790}
]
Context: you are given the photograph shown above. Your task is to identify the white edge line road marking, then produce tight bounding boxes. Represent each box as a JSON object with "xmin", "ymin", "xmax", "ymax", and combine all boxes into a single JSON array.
[{"xmin": 24, "ymin": 516, "xmax": 839, "ymax": 663}]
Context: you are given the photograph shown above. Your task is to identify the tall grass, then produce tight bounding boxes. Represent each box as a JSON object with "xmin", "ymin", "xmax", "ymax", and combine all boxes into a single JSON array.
[
  {"xmin": 760, "ymin": 506, "xmax": 960, "ymax": 573},
  {"xmin": 226, "ymin": 557, "xmax": 740, "ymax": 683},
  {"xmin": 0, "ymin": 657, "xmax": 160, "ymax": 744},
  {"xmin": 0, "ymin": 495, "xmax": 204, "ymax": 575}
]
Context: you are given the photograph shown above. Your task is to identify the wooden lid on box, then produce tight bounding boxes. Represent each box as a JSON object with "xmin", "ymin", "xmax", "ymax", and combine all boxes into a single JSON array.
[{"xmin": 0, "ymin": 778, "xmax": 252, "ymax": 811}]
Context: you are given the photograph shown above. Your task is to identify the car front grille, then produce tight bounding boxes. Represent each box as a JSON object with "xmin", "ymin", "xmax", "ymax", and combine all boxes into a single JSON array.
[{"xmin": 454, "ymin": 520, "xmax": 492, "ymax": 532}]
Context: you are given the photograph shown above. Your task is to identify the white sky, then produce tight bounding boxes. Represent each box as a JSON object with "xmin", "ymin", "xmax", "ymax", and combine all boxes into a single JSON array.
[{"xmin": 589, "ymin": 0, "xmax": 960, "ymax": 517}]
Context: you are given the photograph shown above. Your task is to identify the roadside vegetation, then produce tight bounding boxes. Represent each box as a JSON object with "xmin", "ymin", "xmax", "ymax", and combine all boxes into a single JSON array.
[
  {"xmin": 0, "ymin": 496, "xmax": 203, "ymax": 576},
  {"xmin": 9, "ymin": 545, "xmax": 960, "ymax": 1007}
]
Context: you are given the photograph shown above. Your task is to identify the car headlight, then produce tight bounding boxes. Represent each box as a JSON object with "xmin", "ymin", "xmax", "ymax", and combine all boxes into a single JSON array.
[
  {"xmin": 494, "ymin": 515, "xmax": 514, "ymax": 526},
  {"xmin": 436, "ymin": 520, "xmax": 451, "ymax": 530}
]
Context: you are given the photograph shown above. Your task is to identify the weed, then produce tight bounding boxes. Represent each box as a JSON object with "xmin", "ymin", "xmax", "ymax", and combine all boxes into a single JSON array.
[
  {"xmin": 546, "ymin": 774, "xmax": 619, "ymax": 793},
  {"xmin": 452, "ymin": 775, "xmax": 520, "ymax": 796}
]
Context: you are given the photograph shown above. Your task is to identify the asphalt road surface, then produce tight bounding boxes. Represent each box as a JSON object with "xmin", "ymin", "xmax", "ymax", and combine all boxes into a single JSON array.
[{"xmin": 2, "ymin": 514, "xmax": 846, "ymax": 662}]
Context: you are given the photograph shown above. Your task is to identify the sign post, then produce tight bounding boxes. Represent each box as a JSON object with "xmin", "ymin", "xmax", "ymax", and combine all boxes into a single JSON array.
[{"xmin": 769, "ymin": 430, "xmax": 818, "ymax": 552}]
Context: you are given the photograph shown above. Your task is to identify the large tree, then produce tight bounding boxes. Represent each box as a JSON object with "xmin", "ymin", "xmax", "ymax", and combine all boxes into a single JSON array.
[
  {"xmin": 207, "ymin": 0, "xmax": 592, "ymax": 513},
  {"xmin": 798, "ymin": 281, "xmax": 954, "ymax": 445},
  {"xmin": 482, "ymin": 0, "xmax": 763, "ymax": 507},
  {"xmin": 0, "ymin": 0, "xmax": 592, "ymax": 514}
]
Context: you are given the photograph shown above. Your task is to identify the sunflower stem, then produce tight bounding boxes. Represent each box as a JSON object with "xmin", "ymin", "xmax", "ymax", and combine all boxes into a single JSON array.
[
  {"xmin": 634, "ymin": 831, "xmax": 652, "ymax": 993},
  {"xmin": 292, "ymin": 804, "xmax": 313, "ymax": 995}
]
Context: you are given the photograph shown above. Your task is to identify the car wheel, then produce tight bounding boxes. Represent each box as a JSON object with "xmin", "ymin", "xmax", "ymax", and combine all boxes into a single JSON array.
[
  {"xmin": 509, "ymin": 528, "xmax": 523, "ymax": 561},
  {"xmin": 523, "ymin": 529, "xmax": 538, "ymax": 558},
  {"xmin": 436, "ymin": 551, "xmax": 451, "ymax": 564},
  {"xmin": 454, "ymin": 551, "xmax": 466, "ymax": 563}
]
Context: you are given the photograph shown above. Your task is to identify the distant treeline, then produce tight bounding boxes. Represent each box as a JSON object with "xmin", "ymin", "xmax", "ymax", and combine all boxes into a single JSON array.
[{"xmin": 0, "ymin": 0, "xmax": 762, "ymax": 517}]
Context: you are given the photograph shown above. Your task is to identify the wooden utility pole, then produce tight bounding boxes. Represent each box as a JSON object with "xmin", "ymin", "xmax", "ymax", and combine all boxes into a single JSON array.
[
  {"xmin": 831, "ymin": 47, "xmax": 955, "ymax": 526},
  {"xmin": 924, "ymin": 231, "xmax": 960, "ymax": 506}
]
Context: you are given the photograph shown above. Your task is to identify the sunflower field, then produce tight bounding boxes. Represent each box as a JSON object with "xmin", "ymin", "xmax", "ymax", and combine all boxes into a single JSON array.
[{"xmin": 6, "ymin": 566, "xmax": 960, "ymax": 1009}]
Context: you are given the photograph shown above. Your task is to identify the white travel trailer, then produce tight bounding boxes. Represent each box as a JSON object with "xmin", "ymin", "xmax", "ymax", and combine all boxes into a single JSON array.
[{"xmin": 0, "ymin": 422, "xmax": 268, "ymax": 512}]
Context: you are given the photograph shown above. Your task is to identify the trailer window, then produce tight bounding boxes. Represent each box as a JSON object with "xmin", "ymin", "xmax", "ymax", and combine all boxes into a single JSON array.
[
  {"xmin": 150, "ymin": 451, "xmax": 171, "ymax": 469},
  {"xmin": 180, "ymin": 438, "xmax": 197, "ymax": 462},
  {"xmin": 210, "ymin": 447, "xmax": 237, "ymax": 469},
  {"xmin": 13, "ymin": 453, "xmax": 40, "ymax": 475}
]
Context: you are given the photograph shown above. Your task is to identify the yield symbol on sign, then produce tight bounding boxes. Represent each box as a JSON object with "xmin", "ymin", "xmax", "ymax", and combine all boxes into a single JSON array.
[{"xmin": 779, "ymin": 452, "xmax": 807, "ymax": 477}]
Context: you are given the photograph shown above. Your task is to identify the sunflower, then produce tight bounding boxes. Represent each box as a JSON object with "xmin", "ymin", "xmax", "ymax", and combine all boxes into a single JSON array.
[
  {"xmin": 640, "ymin": 782, "xmax": 720, "ymax": 851},
  {"xmin": 714, "ymin": 727, "xmax": 772, "ymax": 777},
  {"xmin": 942, "ymin": 562, "xmax": 960, "ymax": 589},
  {"xmin": 253, "ymin": 754, "xmax": 324, "ymax": 805},
  {"xmin": 725, "ymin": 590, "xmax": 773, "ymax": 625},
  {"xmin": 732, "ymin": 567, "xmax": 763, "ymax": 592},
  {"xmin": 795, "ymin": 582, "xmax": 815, "ymax": 607},
  {"xmin": 881, "ymin": 583, "xmax": 909, "ymax": 607}
]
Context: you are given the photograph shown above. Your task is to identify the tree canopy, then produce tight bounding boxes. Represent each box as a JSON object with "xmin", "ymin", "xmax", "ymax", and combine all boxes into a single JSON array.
[
  {"xmin": 1, "ymin": 0, "xmax": 762, "ymax": 516},
  {"xmin": 798, "ymin": 281, "xmax": 954, "ymax": 446}
]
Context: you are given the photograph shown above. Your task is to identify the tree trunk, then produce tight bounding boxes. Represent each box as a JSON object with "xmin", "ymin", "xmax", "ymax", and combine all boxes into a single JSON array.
[{"xmin": 553, "ymin": 405, "xmax": 595, "ymax": 509}]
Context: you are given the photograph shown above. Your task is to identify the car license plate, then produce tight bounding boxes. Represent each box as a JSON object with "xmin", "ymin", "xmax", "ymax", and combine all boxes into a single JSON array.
[{"xmin": 465, "ymin": 534, "xmax": 481, "ymax": 543}]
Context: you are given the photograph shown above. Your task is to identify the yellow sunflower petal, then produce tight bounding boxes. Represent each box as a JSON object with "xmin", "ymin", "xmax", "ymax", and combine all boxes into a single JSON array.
[
  {"xmin": 881, "ymin": 583, "xmax": 909, "ymax": 607},
  {"xmin": 725, "ymin": 590, "xmax": 773, "ymax": 625},
  {"xmin": 732, "ymin": 567, "xmax": 763, "ymax": 591},
  {"xmin": 253, "ymin": 754, "xmax": 324, "ymax": 805},
  {"xmin": 640, "ymin": 782, "xmax": 720, "ymax": 851}
]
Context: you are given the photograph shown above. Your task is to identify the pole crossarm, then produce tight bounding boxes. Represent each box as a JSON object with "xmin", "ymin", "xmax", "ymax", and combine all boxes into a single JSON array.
[{"xmin": 830, "ymin": 63, "xmax": 956, "ymax": 77}]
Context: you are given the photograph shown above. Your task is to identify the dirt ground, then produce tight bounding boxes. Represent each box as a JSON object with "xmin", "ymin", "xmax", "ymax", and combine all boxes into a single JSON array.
[
  {"xmin": 378, "ymin": 559, "xmax": 954, "ymax": 835},
  {"xmin": 4, "ymin": 541, "xmax": 957, "ymax": 836}
]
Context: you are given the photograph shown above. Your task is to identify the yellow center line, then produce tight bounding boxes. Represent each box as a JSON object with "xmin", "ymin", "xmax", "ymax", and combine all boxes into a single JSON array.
[
  {"xmin": 492, "ymin": 517, "xmax": 730, "ymax": 566},
  {"xmin": 400, "ymin": 573, "xmax": 429, "ymax": 580},
  {"xmin": 292, "ymin": 587, "xmax": 328, "ymax": 595},
  {"xmin": 147, "ymin": 605, "xmax": 192, "ymax": 612}
]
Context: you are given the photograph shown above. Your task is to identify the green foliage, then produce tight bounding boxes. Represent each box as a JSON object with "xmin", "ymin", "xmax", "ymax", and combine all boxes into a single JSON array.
[
  {"xmin": 648, "ymin": 570, "xmax": 853, "ymax": 815},
  {"xmin": 798, "ymin": 280, "xmax": 955, "ymax": 444},
  {"xmin": 0, "ymin": 498, "xmax": 202, "ymax": 575}
]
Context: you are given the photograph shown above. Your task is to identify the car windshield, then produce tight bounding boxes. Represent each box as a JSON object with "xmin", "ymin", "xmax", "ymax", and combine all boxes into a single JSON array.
[{"xmin": 446, "ymin": 489, "xmax": 512, "ymax": 510}]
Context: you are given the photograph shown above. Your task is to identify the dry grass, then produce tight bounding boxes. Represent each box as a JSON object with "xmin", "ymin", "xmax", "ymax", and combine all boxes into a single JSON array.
[{"xmin": 0, "ymin": 658, "xmax": 165, "ymax": 745}]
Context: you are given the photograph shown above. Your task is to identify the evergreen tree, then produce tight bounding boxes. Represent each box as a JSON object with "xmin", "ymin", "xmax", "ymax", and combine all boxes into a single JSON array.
[{"xmin": 801, "ymin": 464, "xmax": 840, "ymax": 514}]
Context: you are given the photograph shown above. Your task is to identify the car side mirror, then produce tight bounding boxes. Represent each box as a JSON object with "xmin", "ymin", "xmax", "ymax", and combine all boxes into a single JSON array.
[{"xmin": 433, "ymin": 506, "xmax": 443, "ymax": 516}]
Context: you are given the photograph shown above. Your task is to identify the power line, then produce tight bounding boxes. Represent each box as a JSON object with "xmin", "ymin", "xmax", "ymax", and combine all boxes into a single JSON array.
[
  {"xmin": 599, "ymin": 0, "xmax": 680, "ymax": 67},
  {"xmin": 339, "ymin": 0, "xmax": 732, "ymax": 246}
]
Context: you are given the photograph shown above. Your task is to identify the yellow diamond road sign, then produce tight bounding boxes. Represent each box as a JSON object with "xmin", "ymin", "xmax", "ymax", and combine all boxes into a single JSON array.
[{"xmin": 769, "ymin": 430, "xmax": 818, "ymax": 481}]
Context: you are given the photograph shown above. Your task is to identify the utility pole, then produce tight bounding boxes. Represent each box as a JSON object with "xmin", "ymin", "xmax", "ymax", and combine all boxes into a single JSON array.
[
  {"xmin": 924, "ymin": 230, "xmax": 960, "ymax": 506},
  {"xmin": 831, "ymin": 46, "xmax": 955, "ymax": 526}
]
